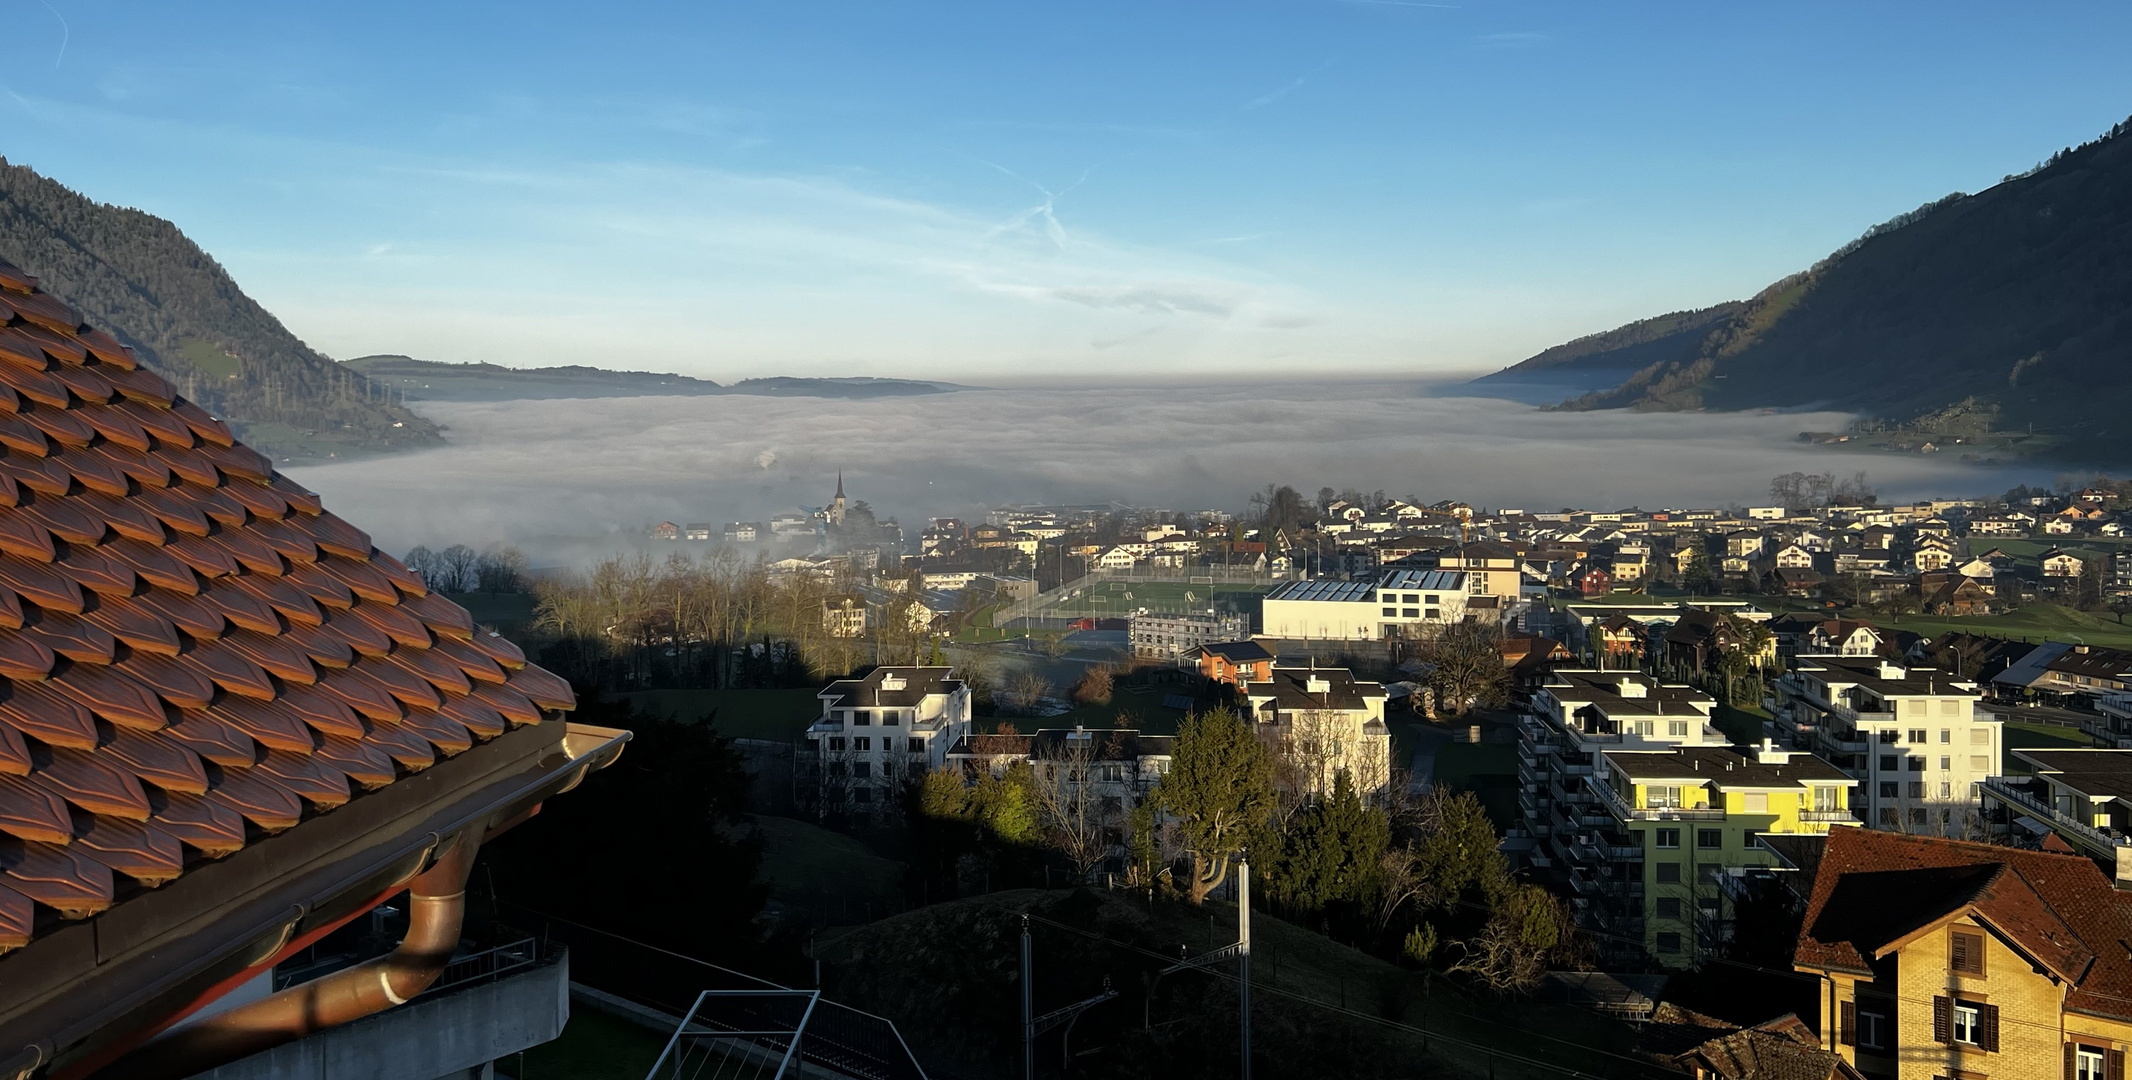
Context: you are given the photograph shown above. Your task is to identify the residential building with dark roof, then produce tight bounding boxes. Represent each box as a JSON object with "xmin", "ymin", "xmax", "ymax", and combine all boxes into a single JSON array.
[
  {"xmin": 1189, "ymin": 638, "xmax": 1276, "ymax": 687},
  {"xmin": 0, "ymin": 258, "xmax": 624, "ymax": 1078},
  {"xmin": 1241, "ymin": 666, "xmax": 1390, "ymax": 797},
  {"xmin": 1795, "ymin": 828, "xmax": 2132, "ymax": 1080},
  {"xmin": 807, "ymin": 666, "xmax": 971, "ymax": 818},
  {"xmin": 1980, "ymin": 748, "xmax": 2132, "ymax": 883},
  {"xmin": 1598, "ymin": 743, "xmax": 1855, "ymax": 967},
  {"xmin": 1772, "ymin": 655, "xmax": 2002, "ymax": 836}
]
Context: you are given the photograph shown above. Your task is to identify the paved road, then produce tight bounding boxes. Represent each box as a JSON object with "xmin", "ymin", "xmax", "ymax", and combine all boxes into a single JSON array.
[{"xmin": 1408, "ymin": 723, "xmax": 1457, "ymax": 794}]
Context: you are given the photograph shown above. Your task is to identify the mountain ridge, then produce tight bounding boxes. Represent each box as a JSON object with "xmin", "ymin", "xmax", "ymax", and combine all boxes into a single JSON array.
[
  {"xmin": 0, "ymin": 158, "xmax": 440, "ymax": 460},
  {"xmin": 1478, "ymin": 113, "xmax": 2132, "ymax": 463},
  {"xmin": 344, "ymin": 354, "xmax": 973, "ymax": 402}
]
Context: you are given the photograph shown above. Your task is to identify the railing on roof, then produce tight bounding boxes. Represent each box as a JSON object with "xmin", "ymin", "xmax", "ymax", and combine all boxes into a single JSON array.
[
  {"xmin": 1981, "ymin": 777, "xmax": 2130, "ymax": 853},
  {"xmin": 646, "ymin": 990, "xmax": 929, "ymax": 1080},
  {"xmin": 1586, "ymin": 777, "xmax": 1725, "ymax": 822}
]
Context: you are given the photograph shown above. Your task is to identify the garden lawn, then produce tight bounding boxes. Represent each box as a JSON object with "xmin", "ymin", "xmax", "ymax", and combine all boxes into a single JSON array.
[
  {"xmin": 753, "ymin": 815, "xmax": 906, "ymax": 909},
  {"xmin": 1879, "ymin": 604, "xmax": 2132, "ymax": 651},
  {"xmin": 2002, "ymin": 721, "xmax": 2090, "ymax": 775},
  {"xmin": 619, "ymin": 688, "xmax": 823, "ymax": 740},
  {"xmin": 495, "ymin": 1009, "xmax": 669, "ymax": 1080}
]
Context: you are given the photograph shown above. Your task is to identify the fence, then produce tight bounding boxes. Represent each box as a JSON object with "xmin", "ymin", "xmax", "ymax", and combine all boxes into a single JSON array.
[{"xmin": 993, "ymin": 567, "xmax": 1290, "ymax": 626}]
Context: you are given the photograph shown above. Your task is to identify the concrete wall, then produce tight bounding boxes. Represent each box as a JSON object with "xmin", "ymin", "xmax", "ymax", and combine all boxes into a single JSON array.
[{"xmin": 186, "ymin": 953, "xmax": 568, "ymax": 1080}]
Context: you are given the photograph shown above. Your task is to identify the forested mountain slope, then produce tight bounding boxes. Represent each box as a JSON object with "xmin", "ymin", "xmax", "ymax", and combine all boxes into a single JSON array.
[
  {"xmin": 0, "ymin": 159, "xmax": 439, "ymax": 459},
  {"xmin": 1484, "ymin": 114, "xmax": 2132, "ymax": 463}
]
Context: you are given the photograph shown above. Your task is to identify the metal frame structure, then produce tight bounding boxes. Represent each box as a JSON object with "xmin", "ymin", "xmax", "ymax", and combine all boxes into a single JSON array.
[{"xmin": 647, "ymin": 990, "xmax": 820, "ymax": 1080}]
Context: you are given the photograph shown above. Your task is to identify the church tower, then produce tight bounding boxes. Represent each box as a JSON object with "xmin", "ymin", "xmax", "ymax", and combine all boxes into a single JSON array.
[{"xmin": 827, "ymin": 471, "xmax": 847, "ymax": 527}]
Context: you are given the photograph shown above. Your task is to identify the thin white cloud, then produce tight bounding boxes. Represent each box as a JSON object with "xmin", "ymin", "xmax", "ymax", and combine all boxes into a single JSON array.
[{"xmin": 1242, "ymin": 77, "xmax": 1308, "ymax": 112}]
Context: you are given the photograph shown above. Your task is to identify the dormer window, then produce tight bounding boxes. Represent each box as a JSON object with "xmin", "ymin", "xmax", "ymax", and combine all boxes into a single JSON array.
[
  {"xmin": 1305, "ymin": 676, "xmax": 1331, "ymax": 695},
  {"xmin": 881, "ymin": 673, "xmax": 907, "ymax": 691}
]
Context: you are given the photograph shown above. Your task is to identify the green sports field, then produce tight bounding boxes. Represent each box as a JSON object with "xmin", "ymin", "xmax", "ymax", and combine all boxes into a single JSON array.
[{"xmin": 1035, "ymin": 579, "xmax": 1272, "ymax": 618}]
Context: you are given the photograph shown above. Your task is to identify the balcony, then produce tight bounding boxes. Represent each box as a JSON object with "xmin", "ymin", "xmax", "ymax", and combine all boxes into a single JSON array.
[
  {"xmin": 1587, "ymin": 777, "xmax": 1725, "ymax": 822},
  {"xmin": 1798, "ymin": 809, "xmax": 1861, "ymax": 823},
  {"xmin": 1981, "ymin": 778, "xmax": 2131, "ymax": 856}
]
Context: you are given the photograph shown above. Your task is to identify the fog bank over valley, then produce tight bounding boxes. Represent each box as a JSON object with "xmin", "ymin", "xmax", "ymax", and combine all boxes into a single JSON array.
[{"xmin": 287, "ymin": 382, "xmax": 2043, "ymax": 565}]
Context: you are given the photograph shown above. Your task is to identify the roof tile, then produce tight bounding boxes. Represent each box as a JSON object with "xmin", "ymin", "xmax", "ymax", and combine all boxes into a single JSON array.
[{"xmin": 0, "ymin": 257, "xmax": 575, "ymax": 957}]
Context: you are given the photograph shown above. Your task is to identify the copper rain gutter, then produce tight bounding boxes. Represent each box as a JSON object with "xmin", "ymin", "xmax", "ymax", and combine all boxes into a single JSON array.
[{"xmin": 89, "ymin": 833, "xmax": 482, "ymax": 1080}]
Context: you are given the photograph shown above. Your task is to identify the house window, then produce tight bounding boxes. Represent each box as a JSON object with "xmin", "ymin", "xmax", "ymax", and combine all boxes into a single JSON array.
[
  {"xmin": 880, "ymin": 762, "xmax": 895, "ymax": 780},
  {"xmin": 1654, "ymin": 828, "xmax": 1680, "ymax": 849},
  {"xmin": 1879, "ymin": 808, "xmax": 1899, "ymax": 826},
  {"xmin": 852, "ymin": 762, "xmax": 871, "ymax": 779},
  {"xmin": 829, "ymin": 737, "xmax": 846, "ymax": 752},
  {"xmin": 1910, "ymin": 808, "xmax": 1927, "ymax": 826},
  {"xmin": 2076, "ymin": 1046, "xmax": 2108, "ymax": 1080},
  {"xmin": 1656, "ymin": 897, "xmax": 1681, "ymax": 917},
  {"xmin": 1879, "ymin": 782, "xmax": 1898, "ymax": 799},
  {"xmin": 1668, "ymin": 720, "xmax": 1689, "ymax": 737},
  {"xmin": 1950, "ymin": 1003, "xmax": 1981, "ymax": 1045},
  {"xmin": 1656, "ymin": 932, "xmax": 1681, "ymax": 953},
  {"xmin": 1940, "ymin": 782, "xmax": 1952, "ymax": 799},
  {"xmin": 884, "ymin": 711, "xmax": 901, "ymax": 726},
  {"xmin": 1909, "ymin": 781, "xmax": 1925, "ymax": 798},
  {"xmin": 1939, "ymin": 756, "xmax": 1951, "ymax": 771},
  {"xmin": 1403, "ymin": 609, "xmax": 1420, "ymax": 618},
  {"xmin": 1970, "ymin": 728, "xmax": 1992, "ymax": 746},
  {"xmin": 1909, "ymin": 729, "xmax": 1928, "ymax": 744},
  {"xmin": 1382, "ymin": 607, "xmax": 1397, "ymax": 616},
  {"xmin": 855, "ymin": 737, "xmax": 871, "ymax": 751},
  {"xmin": 1970, "ymin": 755, "xmax": 1990, "ymax": 771},
  {"xmin": 1908, "ymin": 757, "xmax": 1925, "ymax": 772},
  {"xmin": 1743, "ymin": 792, "xmax": 1767, "ymax": 812},
  {"xmin": 1655, "ymin": 862, "xmax": 1681, "ymax": 884},
  {"xmin": 1950, "ymin": 929, "xmax": 1985, "ymax": 975},
  {"xmin": 854, "ymin": 711, "xmax": 872, "ymax": 726},
  {"xmin": 853, "ymin": 787, "xmax": 872, "ymax": 804},
  {"xmin": 1941, "ymin": 700, "xmax": 1961, "ymax": 716},
  {"xmin": 1648, "ymin": 785, "xmax": 1683, "ymax": 808},
  {"xmin": 908, "ymin": 737, "xmax": 925, "ymax": 753},
  {"xmin": 1940, "ymin": 727, "xmax": 1953, "ymax": 742},
  {"xmin": 1696, "ymin": 828, "xmax": 1723, "ymax": 849},
  {"xmin": 1878, "ymin": 730, "xmax": 1899, "ymax": 743},
  {"xmin": 1880, "ymin": 755, "xmax": 1899, "ymax": 772},
  {"xmin": 1857, "ymin": 1008, "xmax": 1887, "ymax": 1050},
  {"xmin": 1814, "ymin": 787, "xmax": 1841, "ymax": 811}
]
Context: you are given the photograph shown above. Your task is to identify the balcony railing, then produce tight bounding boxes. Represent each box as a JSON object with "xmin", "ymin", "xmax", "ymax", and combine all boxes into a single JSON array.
[
  {"xmin": 1798, "ymin": 809, "xmax": 1861, "ymax": 823},
  {"xmin": 1981, "ymin": 778, "xmax": 2130, "ymax": 854},
  {"xmin": 1587, "ymin": 777, "xmax": 1725, "ymax": 822}
]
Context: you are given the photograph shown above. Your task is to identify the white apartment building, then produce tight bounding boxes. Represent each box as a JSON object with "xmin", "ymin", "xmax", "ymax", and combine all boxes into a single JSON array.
[
  {"xmin": 1242, "ymin": 666, "xmax": 1393, "ymax": 798},
  {"xmin": 1772, "ymin": 655, "xmax": 2002, "ymax": 836},
  {"xmin": 1128, "ymin": 611, "xmax": 1252, "ymax": 661},
  {"xmin": 1259, "ymin": 569, "xmax": 1469, "ymax": 641},
  {"xmin": 807, "ymin": 666, "xmax": 973, "ymax": 815}
]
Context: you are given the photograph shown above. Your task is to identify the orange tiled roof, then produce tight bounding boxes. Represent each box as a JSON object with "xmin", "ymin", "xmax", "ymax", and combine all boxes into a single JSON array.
[
  {"xmin": 0, "ymin": 258, "xmax": 575, "ymax": 954},
  {"xmin": 1796, "ymin": 827, "xmax": 2132, "ymax": 1021}
]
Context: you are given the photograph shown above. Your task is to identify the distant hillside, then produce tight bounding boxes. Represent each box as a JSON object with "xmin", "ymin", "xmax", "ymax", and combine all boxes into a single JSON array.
[
  {"xmin": 1481, "ymin": 113, "xmax": 2132, "ymax": 463},
  {"xmin": 348, "ymin": 354, "xmax": 968, "ymax": 403},
  {"xmin": 0, "ymin": 158, "xmax": 439, "ymax": 460}
]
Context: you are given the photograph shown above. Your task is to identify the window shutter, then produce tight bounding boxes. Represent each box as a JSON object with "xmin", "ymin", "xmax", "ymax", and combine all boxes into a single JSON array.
[
  {"xmin": 1840, "ymin": 1000, "xmax": 1856, "ymax": 1046},
  {"xmin": 1951, "ymin": 931, "xmax": 1970, "ymax": 972},
  {"xmin": 1978, "ymin": 1004, "xmax": 1999, "ymax": 1052},
  {"xmin": 2071, "ymin": 1044, "xmax": 2081, "ymax": 1080},
  {"xmin": 2111, "ymin": 1048, "xmax": 2125, "ymax": 1080},
  {"xmin": 1933, "ymin": 996, "xmax": 1951, "ymax": 1043}
]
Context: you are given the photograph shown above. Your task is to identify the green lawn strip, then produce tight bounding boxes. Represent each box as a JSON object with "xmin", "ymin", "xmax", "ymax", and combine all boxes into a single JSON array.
[
  {"xmin": 1711, "ymin": 703, "xmax": 1772, "ymax": 746},
  {"xmin": 752, "ymin": 814, "xmax": 906, "ymax": 907},
  {"xmin": 2002, "ymin": 722, "xmax": 2090, "ymax": 775},
  {"xmin": 495, "ymin": 1008, "xmax": 670, "ymax": 1080},
  {"xmin": 619, "ymin": 688, "xmax": 823, "ymax": 741},
  {"xmin": 1880, "ymin": 605, "xmax": 2132, "ymax": 650}
]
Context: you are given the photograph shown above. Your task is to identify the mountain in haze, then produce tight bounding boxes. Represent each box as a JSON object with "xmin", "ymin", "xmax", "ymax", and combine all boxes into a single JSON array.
[
  {"xmin": 1478, "ymin": 113, "xmax": 2132, "ymax": 462},
  {"xmin": 346, "ymin": 354, "xmax": 970, "ymax": 402},
  {"xmin": 0, "ymin": 158, "xmax": 440, "ymax": 460}
]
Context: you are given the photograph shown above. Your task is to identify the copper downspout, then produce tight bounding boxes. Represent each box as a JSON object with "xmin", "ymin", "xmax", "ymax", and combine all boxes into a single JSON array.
[{"xmin": 90, "ymin": 834, "xmax": 481, "ymax": 1080}]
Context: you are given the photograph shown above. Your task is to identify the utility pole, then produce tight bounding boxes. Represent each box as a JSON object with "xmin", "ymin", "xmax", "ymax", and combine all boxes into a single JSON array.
[
  {"xmin": 1022, "ymin": 915, "xmax": 1035, "ymax": 1080},
  {"xmin": 1238, "ymin": 856, "xmax": 1252, "ymax": 1080}
]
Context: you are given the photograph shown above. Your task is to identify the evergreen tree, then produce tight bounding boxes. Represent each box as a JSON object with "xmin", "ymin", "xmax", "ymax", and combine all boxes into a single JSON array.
[
  {"xmin": 1149, "ymin": 707, "xmax": 1276, "ymax": 904},
  {"xmin": 1265, "ymin": 769, "xmax": 1389, "ymax": 921}
]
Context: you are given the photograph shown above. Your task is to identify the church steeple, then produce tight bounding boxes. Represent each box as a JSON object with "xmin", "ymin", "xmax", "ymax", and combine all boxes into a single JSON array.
[
  {"xmin": 836, "ymin": 471, "xmax": 844, "ymax": 499},
  {"xmin": 827, "ymin": 471, "xmax": 847, "ymax": 527}
]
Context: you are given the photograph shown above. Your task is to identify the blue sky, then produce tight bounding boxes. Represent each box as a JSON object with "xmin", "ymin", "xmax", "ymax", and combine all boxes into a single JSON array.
[{"xmin": 4, "ymin": 1, "xmax": 2130, "ymax": 381}]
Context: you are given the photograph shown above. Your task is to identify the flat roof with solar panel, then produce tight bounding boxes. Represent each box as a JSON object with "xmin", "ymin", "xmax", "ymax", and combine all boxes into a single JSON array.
[{"xmin": 1266, "ymin": 578, "xmax": 1378, "ymax": 603}]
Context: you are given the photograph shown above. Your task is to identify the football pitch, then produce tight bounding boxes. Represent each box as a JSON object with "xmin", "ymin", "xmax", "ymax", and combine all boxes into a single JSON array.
[{"xmin": 1037, "ymin": 578, "xmax": 1272, "ymax": 618}]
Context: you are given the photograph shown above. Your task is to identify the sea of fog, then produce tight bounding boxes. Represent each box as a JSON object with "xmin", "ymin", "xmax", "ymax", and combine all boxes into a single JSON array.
[{"xmin": 287, "ymin": 381, "xmax": 2046, "ymax": 565}]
